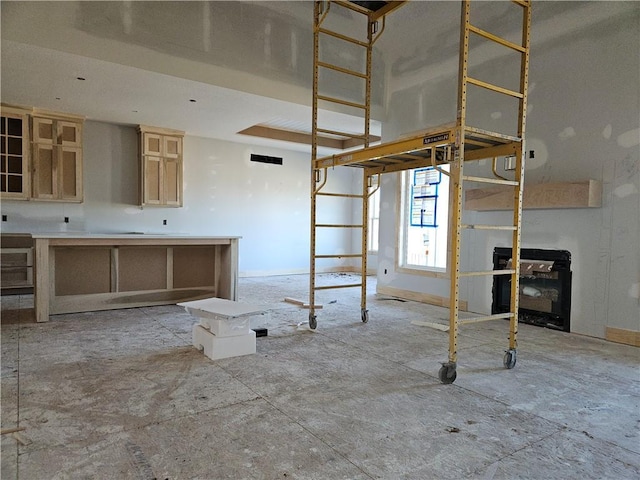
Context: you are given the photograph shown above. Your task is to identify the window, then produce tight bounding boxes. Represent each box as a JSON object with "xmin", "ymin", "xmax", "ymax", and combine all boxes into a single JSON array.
[
  {"xmin": 367, "ymin": 187, "xmax": 380, "ymax": 253},
  {"xmin": 399, "ymin": 166, "xmax": 450, "ymax": 271}
]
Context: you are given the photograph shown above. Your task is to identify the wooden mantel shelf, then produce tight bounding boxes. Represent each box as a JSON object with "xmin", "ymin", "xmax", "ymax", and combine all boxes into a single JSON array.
[{"xmin": 465, "ymin": 179, "xmax": 602, "ymax": 211}]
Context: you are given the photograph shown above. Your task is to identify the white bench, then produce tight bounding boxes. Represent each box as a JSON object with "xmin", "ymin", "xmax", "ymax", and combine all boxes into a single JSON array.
[{"xmin": 178, "ymin": 297, "xmax": 267, "ymax": 360}]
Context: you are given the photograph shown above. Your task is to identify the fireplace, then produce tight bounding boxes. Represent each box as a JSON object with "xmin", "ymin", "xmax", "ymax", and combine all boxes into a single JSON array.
[{"xmin": 492, "ymin": 248, "xmax": 572, "ymax": 332}]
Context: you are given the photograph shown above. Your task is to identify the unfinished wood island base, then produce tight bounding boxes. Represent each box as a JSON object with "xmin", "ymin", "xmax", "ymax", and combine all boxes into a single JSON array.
[{"xmin": 33, "ymin": 234, "xmax": 239, "ymax": 322}]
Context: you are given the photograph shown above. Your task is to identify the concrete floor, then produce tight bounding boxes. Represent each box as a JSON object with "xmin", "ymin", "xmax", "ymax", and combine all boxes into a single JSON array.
[{"xmin": 1, "ymin": 273, "xmax": 639, "ymax": 479}]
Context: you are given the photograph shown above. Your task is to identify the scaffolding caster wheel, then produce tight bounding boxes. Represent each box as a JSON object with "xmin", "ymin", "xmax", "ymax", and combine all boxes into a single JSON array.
[
  {"xmin": 309, "ymin": 314, "xmax": 317, "ymax": 330},
  {"xmin": 503, "ymin": 349, "xmax": 517, "ymax": 369},
  {"xmin": 361, "ymin": 309, "xmax": 369, "ymax": 323},
  {"xmin": 438, "ymin": 362, "xmax": 457, "ymax": 384}
]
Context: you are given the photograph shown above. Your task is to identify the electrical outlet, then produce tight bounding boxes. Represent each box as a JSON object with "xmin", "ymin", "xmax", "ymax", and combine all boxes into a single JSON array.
[
  {"xmin": 163, "ymin": 219, "xmax": 167, "ymax": 226},
  {"xmin": 64, "ymin": 217, "xmax": 69, "ymax": 223},
  {"xmin": 1, "ymin": 215, "xmax": 7, "ymax": 222}
]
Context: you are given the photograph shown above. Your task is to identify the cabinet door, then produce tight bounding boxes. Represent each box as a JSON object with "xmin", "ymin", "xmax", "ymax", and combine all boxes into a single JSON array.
[
  {"xmin": 32, "ymin": 117, "xmax": 55, "ymax": 144},
  {"xmin": 1, "ymin": 113, "xmax": 29, "ymax": 199},
  {"xmin": 32, "ymin": 143, "xmax": 57, "ymax": 199},
  {"xmin": 164, "ymin": 157, "xmax": 182, "ymax": 206},
  {"xmin": 59, "ymin": 147, "xmax": 83, "ymax": 201},
  {"xmin": 57, "ymin": 121, "xmax": 82, "ymax": 147},
  {"xmin": 143, "ymin": 133, "xmax": 163, "ymax": 156},
  {"xmin": 138, "ymin": 128, "xmax": 183, "ymax": 207},
  {"xmin": 163, "ymin": 136, "xmax": 182, "ymax": 159},
  {"xmin": 143, "ymin": 156, "xmax": 163, "ymax": 205}
]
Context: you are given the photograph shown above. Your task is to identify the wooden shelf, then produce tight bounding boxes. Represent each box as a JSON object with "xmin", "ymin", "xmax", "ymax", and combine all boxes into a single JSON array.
[{"xmin": 465, "ymin": 179, "xmax": 602, "ymax": 211}]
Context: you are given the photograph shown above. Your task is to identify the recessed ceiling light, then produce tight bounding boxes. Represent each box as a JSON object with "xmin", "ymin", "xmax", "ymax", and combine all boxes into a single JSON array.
[{"xmin": 77, "ymin": 77, "xmax": 86, "ymax": 81}]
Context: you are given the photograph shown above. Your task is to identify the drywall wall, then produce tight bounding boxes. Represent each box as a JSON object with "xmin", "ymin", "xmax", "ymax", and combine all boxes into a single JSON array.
[
  {"xmin": 0, "ymin": 121, "xmax": 355, "ymax": 276},
  {"xmin": 376, "ymin": 2, "xmax": 639, "ymax": 338}
]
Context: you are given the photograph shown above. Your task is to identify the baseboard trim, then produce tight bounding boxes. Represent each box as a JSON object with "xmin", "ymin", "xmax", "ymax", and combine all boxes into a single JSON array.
[
  {"xmin": 377, "ymin": 285, "xmax": 468, "ymax": 311},
  {"xmin": 606, "ymin": 327, "xmax": 640, "ymax": 347}
]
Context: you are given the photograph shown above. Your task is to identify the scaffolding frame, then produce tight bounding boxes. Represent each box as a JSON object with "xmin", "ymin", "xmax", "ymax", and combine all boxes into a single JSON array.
[{"xmin": 309, "ymin": 0, "xmax": 531, "ymax": 384}]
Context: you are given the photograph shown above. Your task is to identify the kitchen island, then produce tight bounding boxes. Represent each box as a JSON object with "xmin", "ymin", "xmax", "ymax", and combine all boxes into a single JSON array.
[{"xmin": 33, "ymin": 234, "xmax": 239, "ymax": 322}]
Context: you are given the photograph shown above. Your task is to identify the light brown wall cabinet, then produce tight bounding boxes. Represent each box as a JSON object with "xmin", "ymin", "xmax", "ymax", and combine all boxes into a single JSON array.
[
  {"xmin": 0, "ymin": 105, "xmax": 84, "ymax": 203},
  {"xmin": 0, "ymin": 106, "xmax": 30, "ymax": 200},
  {"xmin": 32, "ymin": 115, "xmax": 84, "ymax": 202},
  {"xmin": 138, "ymin": 126, "xmax": 184, "ymax": 207}
]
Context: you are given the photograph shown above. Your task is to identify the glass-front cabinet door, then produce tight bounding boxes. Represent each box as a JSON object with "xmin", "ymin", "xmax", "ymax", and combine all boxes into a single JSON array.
[{"xmin": 0, "ymin": 108, "xmax": 30, "ymax": 200}]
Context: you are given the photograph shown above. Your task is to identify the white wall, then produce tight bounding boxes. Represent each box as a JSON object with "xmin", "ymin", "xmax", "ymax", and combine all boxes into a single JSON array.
[
  {"xmin": 376, "ymin": 2, "xmax": 640, "ymax": 338},
  {"xmin": 0, "ymin": 121, "xmax": 356, "ymax": 277}
]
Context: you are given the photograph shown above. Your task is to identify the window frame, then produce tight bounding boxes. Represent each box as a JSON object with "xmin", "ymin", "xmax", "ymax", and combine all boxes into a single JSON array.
[{"xmin": 396, "ymin": 167, "xmax": 451, "ymax": 278}]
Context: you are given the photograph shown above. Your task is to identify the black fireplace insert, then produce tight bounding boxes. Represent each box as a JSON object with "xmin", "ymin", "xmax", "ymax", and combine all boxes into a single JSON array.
[{"xmin": 492, "ymin": 247, "xmax": 572, "ymax": 332}]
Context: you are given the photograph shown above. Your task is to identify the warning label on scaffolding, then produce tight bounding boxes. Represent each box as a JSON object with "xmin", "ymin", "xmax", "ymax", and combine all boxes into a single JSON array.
[
  {"xmin": 422, "ymin": 133, "xmax": 450, "ymax": 145},
  {"xmin": 410, "ymin": 167, "xmax": 440, "ymax": 228},
  {"xmin": 414, "ymin": 168, "xmax": 441, "ymax": 186},
  {"xmin": 411, "ymin": 197, "xmax": 437, "ymax": 227}
]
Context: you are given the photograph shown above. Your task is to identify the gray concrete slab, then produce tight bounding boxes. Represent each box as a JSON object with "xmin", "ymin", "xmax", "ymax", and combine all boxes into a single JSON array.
[{"xmin": 1, "ymin": 273, "xmax": 639, "ymax": 479}]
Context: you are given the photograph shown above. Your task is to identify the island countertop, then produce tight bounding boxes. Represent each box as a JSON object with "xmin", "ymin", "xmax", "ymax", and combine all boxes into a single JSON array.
[{"xmin": 32, "ymin": 233, "xmax": 240, "ymax": 241}]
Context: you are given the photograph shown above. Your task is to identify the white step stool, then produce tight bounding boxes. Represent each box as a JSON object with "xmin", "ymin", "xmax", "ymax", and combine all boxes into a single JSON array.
[{"xmin": 178, "ymin": 297, "xmax": 267, "ymax": 361}]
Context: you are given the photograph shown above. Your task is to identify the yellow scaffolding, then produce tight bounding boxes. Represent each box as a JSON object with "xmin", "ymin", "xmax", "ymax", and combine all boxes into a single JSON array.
[{"xmin": 309, "ymin": 0, "xmax": 531, "ymax": 384}]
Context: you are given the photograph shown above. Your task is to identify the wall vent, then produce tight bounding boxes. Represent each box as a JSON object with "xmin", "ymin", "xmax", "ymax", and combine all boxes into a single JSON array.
[{"xmin": 250, "ymin": 154, "xmax": 283, "ymax": 165}]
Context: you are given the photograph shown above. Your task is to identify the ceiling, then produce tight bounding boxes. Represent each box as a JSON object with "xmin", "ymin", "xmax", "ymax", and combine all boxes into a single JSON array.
[
  {"xmin": 1, "ymin": 1, "xmax": 634, "ymax": 156},
  {"xmin": 1, "ymin": 0, "xmax": 387, "ymax": 156},
  {"xmin": 1, "ymin": 39, "xmax": 378, "ymax": 156}
]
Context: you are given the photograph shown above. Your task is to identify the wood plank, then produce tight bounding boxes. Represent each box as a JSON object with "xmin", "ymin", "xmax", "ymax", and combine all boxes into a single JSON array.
[
  {"xmin": 34, "ymin": 238, "xmax": 50, "ymax": 322},
  {"xmin": 606, "ymin": 327, "xmax": 640, "ymax": 347},
  {"xmin": 50, "ymin": 287, "xmax": 217, "ymax": 315},
  {"xmin": 111, "ymin": 247, "xmax": 119, "ymax": 293},
  {"xmin": 284, "ymin": 297, "xmax": 323, "ymax": 309},
  {"xmin": 465, "ymin": 180, "xmax": 602, "ymax": 211},
  {"xmin": 377, "ymin": 285, "xmax": 468, "ymax": 311}
]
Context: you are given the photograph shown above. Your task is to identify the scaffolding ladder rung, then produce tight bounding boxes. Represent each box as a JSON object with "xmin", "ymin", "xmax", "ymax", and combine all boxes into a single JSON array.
[
  {"xmin": 318, "ymin": 27, "xmax": 368, "ymax": 47},
  {"xmin": 511, "ymin": 0, "xmax": 530, "ymax": 7},
  {"xmin": 315, "ymin": 254, "xmax": 363, "ymax": 259},
  {"xmin": 317, "ymin": 127, "xmax": 367, "ymax": 139},
  {"xmin": 315, "ymin": 283, "xmax": 362, "ymax": 291},
  {"xmin": 462, "ymin": 224, "xmax": 517, "ymax": 231},
  {"xmin": 467, "ymin": 77, "xmax": 524, "ymax": 99},
  {"xmin": 317, "ymin": 61, "xmax": 367, "ymax": 79},
  {"xmin": 459, "ymin": 313, "xmax": 515, "ymax": 325},
  {"xmin": 468, "ymin": 25, "xmax": 526, "ymax": 53},
  {"xmin": 317, "ymin": 94, "xmax": 367, "ymax": 110},
  {"xmin": 316, "ymin": 192, "xmax": 365, "ymax": 198},
  {"xmin": 316, "ymin": 224, "xmax": 364, "ymax": 228},
  {"xmin": 459, "ymin": 269, "xmax": 516, "ymax": 277},
  {"xmin": 462, "ymin": 175, "xmax": 519, "ymax": 186}
]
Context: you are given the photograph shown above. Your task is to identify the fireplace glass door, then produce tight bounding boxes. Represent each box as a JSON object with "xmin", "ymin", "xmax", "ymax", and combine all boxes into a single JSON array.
[{"xmin": 492, "ymin": 248, "xmax": 572, "ymax": 332}]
